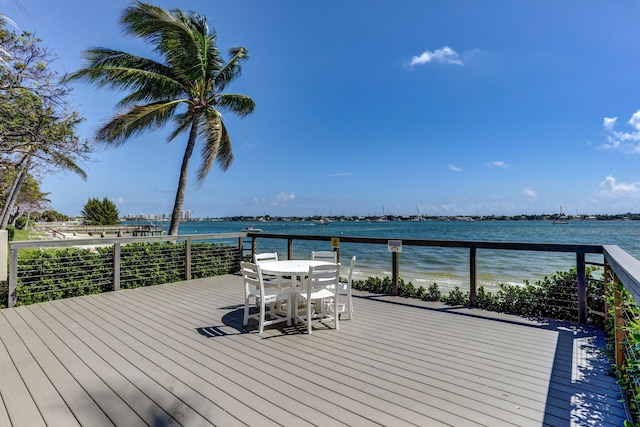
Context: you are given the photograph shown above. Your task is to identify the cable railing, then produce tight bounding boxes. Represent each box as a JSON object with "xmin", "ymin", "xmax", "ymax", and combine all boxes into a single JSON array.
[
  {"xmin": 5, "ymin": 233, "xmax": 245, "ymax": 308},
  {"xmin": 2, "ymin": 231, "xmax": 637, "ymax": 324},
  {"xmin": 247, "ymin": 232, "xmax": 605, "ymax": 323}
]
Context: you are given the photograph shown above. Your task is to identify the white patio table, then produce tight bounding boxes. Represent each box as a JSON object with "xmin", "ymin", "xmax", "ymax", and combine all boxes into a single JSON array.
[
  {"xmin": 258, "ymin": 259, "xmax": 334, "ymax": 290},
  {"xmin": 259, "ymin": 259, "xmax": 336, "ymax": 324}
]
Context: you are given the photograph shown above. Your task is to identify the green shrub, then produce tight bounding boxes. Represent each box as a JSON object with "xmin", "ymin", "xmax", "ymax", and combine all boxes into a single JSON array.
[
  {"xmin": 351, "ymin": 268, "xmax": 604, "ymax": 327},
  {"xmin": 607, "ymin": 281, "xmax": 640, "ymax": 425},
  {"xmin": 10, "ymin": 241, "xmax": 239, "ymax": 307},
  {"xmin": 14, "ymin": 216, "xmax": 27, "ymax": 230},
  {"xmin": 6, "ymin": 225, "xmax": 15, "ymax": 241},
  {"xmin": 422, "ymin": 283, "xmax": 442, "ymax": 301},
  {"xmin": 441, "ymin": 286, "xmax": 467, "ymax": 305}
]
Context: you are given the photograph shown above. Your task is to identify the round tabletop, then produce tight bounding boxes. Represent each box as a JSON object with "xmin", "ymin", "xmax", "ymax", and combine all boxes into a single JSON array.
[{"xmin": 259, "ymin": 260, "xmax": 334, "ymax": 275}]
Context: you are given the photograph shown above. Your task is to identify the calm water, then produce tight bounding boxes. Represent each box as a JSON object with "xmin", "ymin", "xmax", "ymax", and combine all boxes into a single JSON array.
[{"xmin": 156, "ymin": 219, "xmax": 640, "ymax": 292}]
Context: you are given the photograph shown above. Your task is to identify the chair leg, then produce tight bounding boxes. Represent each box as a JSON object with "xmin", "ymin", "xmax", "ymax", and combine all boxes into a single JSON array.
[
  {"xmin": 259, "ymin": 299, "xmax": 266, "ymax": 334},
  {"xmin": 334, "ymin": 297, "xmax": 339, "ymax": 330},
  {"xmin": 243, "ymin": 297, "xmax": 250, "ymax": 327},
  {"xmin": 307, "ymin": 299, "xmax": 312, "ymax": 334}
]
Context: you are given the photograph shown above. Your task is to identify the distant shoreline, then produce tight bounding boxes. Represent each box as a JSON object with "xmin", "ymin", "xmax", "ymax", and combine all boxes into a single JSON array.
[{"xmin": 137, "ymin": 213, "xmax": 640, "ymax": 222}]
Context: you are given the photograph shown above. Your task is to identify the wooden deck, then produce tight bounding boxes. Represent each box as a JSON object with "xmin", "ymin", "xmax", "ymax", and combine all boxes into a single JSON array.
[{"xmin": 0, "ymin": 274, "xmax": 628, "ymax": 426}]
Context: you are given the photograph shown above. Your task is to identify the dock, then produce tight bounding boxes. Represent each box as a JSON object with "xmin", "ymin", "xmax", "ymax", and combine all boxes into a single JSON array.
[{"xmin": 35, "ymin": 224, "xmax": 165, "ymax": 237}]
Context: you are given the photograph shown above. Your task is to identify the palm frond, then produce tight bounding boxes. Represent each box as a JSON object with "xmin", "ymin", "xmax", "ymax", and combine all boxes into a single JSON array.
[
  {"xmin": 65, "ymin": 48, "xmax": 186, "ymax": 105},
  {"xmin": 213, "ymin": 47, "xmax": 248, "ymax": 92},
  {"xmin": 96, "ymin": 100, "xmax": 182, "ymax": 146},
  {"xmin": 121, "ymin": 2, "xmax": 222, "ymax": 84},
  {"xmin": 47, "ymin": 151, "xmax": 88, "ymax": 180},
  {"xmin": 213, "ymin": 93, "xmax": 255, "ymax": 117},
  {"xmin": 195, "ymin": 109, "xmax": 233, "ymax": 184},
  {"xmin": 167, "ymin": 111, "xmax": 193, "ymax": 142}
]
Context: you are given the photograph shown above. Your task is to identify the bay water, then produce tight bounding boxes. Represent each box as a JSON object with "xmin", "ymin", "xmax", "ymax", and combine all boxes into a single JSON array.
[{"xmin": 163, "ymin": 219, "xmax": 640, "ymax": 293}]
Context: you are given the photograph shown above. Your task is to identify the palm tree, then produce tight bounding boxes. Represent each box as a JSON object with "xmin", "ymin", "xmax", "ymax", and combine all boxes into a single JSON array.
[{"xmin": 65, "ymin": 1, "xmax": 255, "ymax": 235}]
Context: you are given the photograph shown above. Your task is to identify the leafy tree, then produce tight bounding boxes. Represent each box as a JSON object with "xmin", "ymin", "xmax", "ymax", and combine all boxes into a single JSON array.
[
  {"xmin": 0, "ymin": 24, "xmax": 91, "ymax": 229},
  {"xmin": 81, "ymin": 197, "xmax": 120, "ymax": 225},
  {"xmin": 65, "ymin": 2, "xmax": 255, "ymax": 235},
  {"xmin": 39, "ymin": 209, "xmax": 70, "ymax": 222}
]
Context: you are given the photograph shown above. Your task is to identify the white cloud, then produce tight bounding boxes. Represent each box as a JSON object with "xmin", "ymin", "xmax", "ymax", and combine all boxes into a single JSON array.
[
  {"xmin": 522, "ymin": 188, "xmax": 537, "ymax": 198},
  {"xmin": 603, "ymin": 117, "xmax": 617, "ymax": 130},
  {"xmin": 275, "ymin": 192, "xmax": 295, "ymax": 202},
  {"xmin": 486, "ymin": 161, "xmax": 507, "ymax": 168},
  {"xmin": 598, "ymin": 175, "xmax": 640, "ymax": 198},
  {"xmin": 448, "ymin": 164, "xmax": 462, "ymax": 172},
  {"xmin": 250, "ymin": 192, "xmax": 295, "ymax": 206},
  {"xmin": 601, "ymin": 110, "xmax": 640, "ymax": 153},
  {"xmin": 328, "ymin": 172, "xmax": 356, "ymax": 177},
  {"xmin": 409, "ymin": 46, "xmax": 463, "ymax": 67}
]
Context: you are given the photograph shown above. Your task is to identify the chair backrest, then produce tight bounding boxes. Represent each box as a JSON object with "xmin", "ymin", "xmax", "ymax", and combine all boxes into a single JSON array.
[
  {"xmin": 254, "ymin": 252, "xmax": 278, "ymax": 264},
  {"xmin": 307, "ymin": 263, "xmax": 340, "ymax": 296},
  {"xmin": 346, "ymin": 256, "xmax": 356, "ymax": 286},
  {"xmin": 311, "ymin": 250, "xmax": 337, "ymax": 263},
  {"xmin": 241, "ymin": 261, "xmax": 265, "ymax": 297}
]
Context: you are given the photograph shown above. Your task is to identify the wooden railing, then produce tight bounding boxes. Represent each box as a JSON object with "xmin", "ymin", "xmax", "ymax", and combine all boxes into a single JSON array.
[{"xmin": 602, "ymin": 245, "xmax": 640, "ymax": 366}]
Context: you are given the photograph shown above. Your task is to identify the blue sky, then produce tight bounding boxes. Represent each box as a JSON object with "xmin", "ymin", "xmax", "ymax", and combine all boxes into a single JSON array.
[{"xmin": 8, "ymin": 1, "xmax": 640, "ymax": 218}]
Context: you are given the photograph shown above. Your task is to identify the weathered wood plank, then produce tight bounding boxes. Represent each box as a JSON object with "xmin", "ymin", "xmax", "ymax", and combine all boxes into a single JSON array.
[
  {"xmin": 119, "ymin": 282, "xmax": 422, "ymax": 426},
  {"xmin": 25, "ymin": 303, "xmax": 186, "ymax": 426},
  {"xmin": 1, "ymin": 309, "xmax": 85, "ymax": 427},
  {"xmin": 0, "ymin": 313, "xmax": 47, "ymax": 427}
]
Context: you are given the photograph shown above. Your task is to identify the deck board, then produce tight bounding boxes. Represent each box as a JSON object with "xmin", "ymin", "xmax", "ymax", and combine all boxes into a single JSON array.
[{"xmin": 0, "ymin": 274, "xmax": 629, "ymax": 426}]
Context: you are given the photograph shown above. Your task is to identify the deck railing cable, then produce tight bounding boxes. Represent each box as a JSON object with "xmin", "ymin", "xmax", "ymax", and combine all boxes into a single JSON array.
[{"xmin": 6, "ymin": 233, "xmax": 243, "ymax": 308}]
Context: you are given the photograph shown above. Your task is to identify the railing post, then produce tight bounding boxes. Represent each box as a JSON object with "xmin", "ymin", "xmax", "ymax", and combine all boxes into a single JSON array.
[
  {"xmin": 113, "ymin": 243, "xmax": 121, "ymax": 291},
  {"xmin": 392, "ymin": 251, "xmax": 399, "ymax": 296},
  {"xmin": 185, "ymin": 239, "xmax": 192, "ymax": 280},
  {"xmin": 251, "ymin": 236, "xmax": 258, "ymax": 258},
  {"xmin": 288, "ymin": 238, "xmax": 294, "ymax": 260},
  {"xmin": 237, "ymin": 237, "xmax": 245, "ymax": 267},
  {"xmin": 604, "ymin": 258, "xmax": 611, "ymax": 324},
  {"xmin": 469, "ymin": 246, "xmax": 477, "ymax": 307},
  {"xmin": 576, "ymin": 252, "xmax": 587, "ymax": 324},
  {"xmin": 613, "ymin": 273, "xmax": 625, "ymax": 366},
  {"xmin": 0, "ymin": 230, "xmax": 6, "ymax": 283},
  {"xmin": 8, "ymin": 247, "xmax": 17, "ymax": 307}
]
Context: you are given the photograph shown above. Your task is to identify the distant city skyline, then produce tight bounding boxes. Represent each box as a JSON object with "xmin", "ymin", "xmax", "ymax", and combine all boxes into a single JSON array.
[
  {"xmin": 10, "ymin": 1, "xmax": 640, "ymax": 217},
  {"xmin": 122, "ymin": 210, "xmax": 193, "ymax": 221}
]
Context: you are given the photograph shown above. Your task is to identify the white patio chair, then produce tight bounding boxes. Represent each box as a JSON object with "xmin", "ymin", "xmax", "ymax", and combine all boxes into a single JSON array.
[
  {"xmin": 295, "ymin": 263, "xmax": 340, "ymax": 334},
  {"xmin": 311, "ymin": 250, "xmax": 337, "ymax": 263},
  {"xmin": 254, "ymin": 252, "xmax": 292, "ymax": 288},
  {"xmin": 242, "ymin": 261, "xmax": 291, "ymax": 334},
  {"xmin": 254, "ymin": 251, "xmax": 278, "ymax": 264},
  {"xmin": 332, "ymin": 256, "xmax": 356, "ymax": 320}
]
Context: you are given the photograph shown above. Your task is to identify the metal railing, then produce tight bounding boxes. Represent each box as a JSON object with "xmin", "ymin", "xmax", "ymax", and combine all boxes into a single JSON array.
[
  {"xmin": 7, "ymin": 232, "xmax": 246, "ymax": 308},
  {"xmin": 4, "ymin": 231, "xmax": 639, "ymax": 325},
  {"xmin": 247, "ymin": 232, "xmax": 604, "ymax": 323}
]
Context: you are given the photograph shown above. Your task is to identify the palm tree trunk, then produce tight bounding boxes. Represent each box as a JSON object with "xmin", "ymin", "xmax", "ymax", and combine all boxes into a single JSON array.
[{"xmin": 168, "ymin": 116, "xmax": 200, "ymax": 236}]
